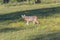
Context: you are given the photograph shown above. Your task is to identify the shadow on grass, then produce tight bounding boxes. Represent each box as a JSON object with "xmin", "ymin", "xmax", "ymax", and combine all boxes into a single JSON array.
[
  {"xmin": 30, "ymin": 31, "xmax": 60, "ymax": 40},
  {"xmin": 0, "ymin": 25, "xmax": 37, "ymax": 33},
  {"xmin": 0, "ymin": 27, "xmax": 25, "ymax": 33},
  {"xmin": 0, "ymin": 6, "xmax": 60, "ymax": 21}
]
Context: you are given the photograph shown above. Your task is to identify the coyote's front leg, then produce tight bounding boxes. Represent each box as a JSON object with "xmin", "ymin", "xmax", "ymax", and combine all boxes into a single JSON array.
[{"xmin": 26, "ymin": 21, "xmax": 29, "ymax": 25}]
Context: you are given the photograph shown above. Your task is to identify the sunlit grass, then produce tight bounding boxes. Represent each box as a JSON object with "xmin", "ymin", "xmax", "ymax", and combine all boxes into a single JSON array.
[
  {"xmin": 0, "ymin": 3, "xmax": 60, "ymax": 14},
  {"xmin": 0, "ymin": 17, "xmax": 60, "ymax": 40},
  {"xmin": 0, "ymin": 3, "xmax": 60, "ymax": 40}
]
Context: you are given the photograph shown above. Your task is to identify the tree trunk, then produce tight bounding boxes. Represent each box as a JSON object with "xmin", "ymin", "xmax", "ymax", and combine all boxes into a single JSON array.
[{"xmin": 35, "ymin": 0, "xmax": 41, "ymax": 3}]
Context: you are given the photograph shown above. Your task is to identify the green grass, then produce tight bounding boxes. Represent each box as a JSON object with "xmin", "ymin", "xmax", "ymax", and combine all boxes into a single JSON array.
[{"xmin": 0, "ymin": 3, "xmax": 60, "ymax": 40}]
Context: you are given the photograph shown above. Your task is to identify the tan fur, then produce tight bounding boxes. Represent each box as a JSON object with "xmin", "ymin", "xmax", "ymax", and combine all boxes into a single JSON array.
[{"xmin": 21, "ymin": 15, "xmax": 39, "ymax": 25}]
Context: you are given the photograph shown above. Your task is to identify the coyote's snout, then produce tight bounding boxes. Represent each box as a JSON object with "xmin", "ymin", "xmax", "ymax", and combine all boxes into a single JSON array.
[{"xmin": 21, "ymin": 15, "xmax": 39, "ymax": 25}]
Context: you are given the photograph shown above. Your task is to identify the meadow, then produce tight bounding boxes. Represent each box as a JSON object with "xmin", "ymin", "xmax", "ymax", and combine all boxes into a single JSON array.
[{"xmin": 0, "ymin": 3, "xmax": 60, "ymax": 40}]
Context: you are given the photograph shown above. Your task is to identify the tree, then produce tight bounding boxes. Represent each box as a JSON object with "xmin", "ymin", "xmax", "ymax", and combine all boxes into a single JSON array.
[
  {"xmin": 3, "ymin": 0, "xmax": 9, "ymax": 3},
  {"xmin": 35, "ymin": 0, "xmax": 41, "ymax": 3}
]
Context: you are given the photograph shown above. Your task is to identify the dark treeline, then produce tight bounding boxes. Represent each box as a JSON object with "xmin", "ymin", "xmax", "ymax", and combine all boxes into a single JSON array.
[
  {"xmin": 2, "ymin": 0, "xmax": 41, "ymax": 4},
  {"xmin": 0, "ymin": 0, "xmax": 60, "ymax": 4}
]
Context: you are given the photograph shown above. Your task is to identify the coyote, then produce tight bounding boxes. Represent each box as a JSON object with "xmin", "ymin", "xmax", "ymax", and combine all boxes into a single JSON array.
[{"xmin": 21, "ymin": 15, "xmax": 39, "ymax": 25}]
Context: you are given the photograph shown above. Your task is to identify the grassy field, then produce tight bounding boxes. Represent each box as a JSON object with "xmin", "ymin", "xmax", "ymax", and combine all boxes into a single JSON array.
[{"xmin": 0, "ymin": 3, "xmax": 60, "ymax": 40}]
